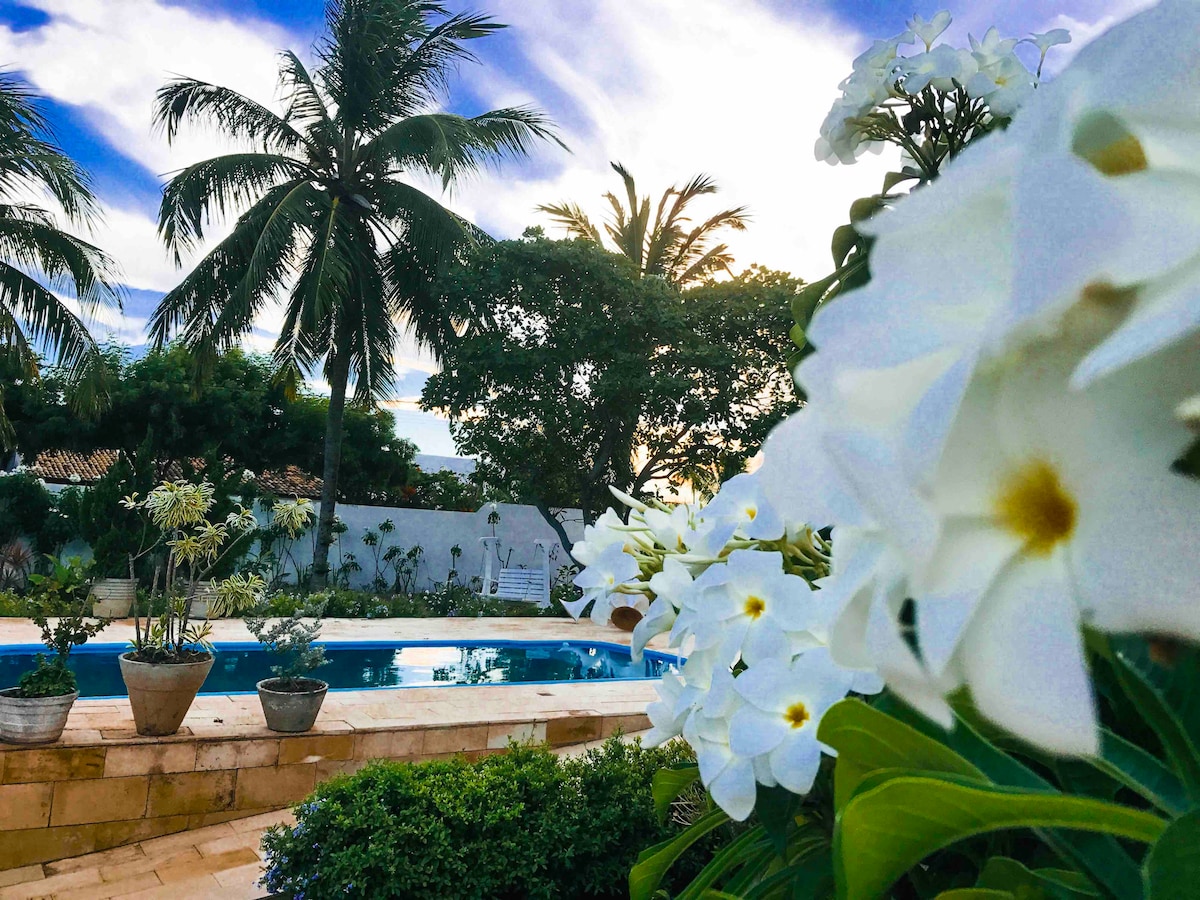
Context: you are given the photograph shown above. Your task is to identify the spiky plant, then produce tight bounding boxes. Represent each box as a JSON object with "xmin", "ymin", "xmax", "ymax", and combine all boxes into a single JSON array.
[
  {"xmin": 149, "ymin": 0, "xmax": 561, "ymax": 585},
  {"xmin": 538, "ymin": 161, "xmax": 748, "ymax": 286}
]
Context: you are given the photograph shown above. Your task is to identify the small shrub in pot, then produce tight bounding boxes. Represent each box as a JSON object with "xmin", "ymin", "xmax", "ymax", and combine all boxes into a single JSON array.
[
  {"xmin": 0, "ymin": 558, "xmax": 107, "ymax": 744},
  {"xmin": 247, "ymin": 604, "xmax": 329, "ymax": 733}
]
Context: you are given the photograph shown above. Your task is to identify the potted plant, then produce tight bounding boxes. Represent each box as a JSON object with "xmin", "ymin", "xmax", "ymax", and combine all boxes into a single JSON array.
[
  {"xmin": 0, "ymin": 558, "xmax": 107, "ymax": 744},
  {"xmin": 246, "ymin": 606, "xmax": 329, "ymax": 733},
  {"xmin": 118, "ymin": 480, "xmax": 259, "ymax": 735},
  {"xmin": 56, "ymin": 453, "xmax": 151, "ymax": 618}
]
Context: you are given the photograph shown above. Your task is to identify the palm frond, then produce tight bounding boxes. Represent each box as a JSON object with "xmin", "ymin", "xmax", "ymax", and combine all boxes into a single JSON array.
[
  {"xmin": 0, "ymin": 73, "xmax": 101, "ymax": 225},
  {"xmin": 363, "ymin": 107, "xmax": 562, "ymax": 187},
  {"xmin": 148, "ymin": 178, "xmax": 313, "ymax": 347},
  {"xmin": 0, "ymin": 261, "xmax": 108, "ymax": 408},
  {"xmin": 157, "ymin": 152, "xmax": 314, "ymax": 261},
  {"xmin": 153, "ymin": 77, "xmax": 308, "ymax": 154},
  {"xmin": 0, "ymin": 211, "xmax": 121, "ymax": 315},
  {"xmin": 535, "ymin": 201, "xmax": 604, "ymax": 245}
]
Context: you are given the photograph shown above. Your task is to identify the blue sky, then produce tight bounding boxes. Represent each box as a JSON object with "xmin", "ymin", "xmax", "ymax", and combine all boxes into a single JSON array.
[{"xmin": 0, "ymin": 0, "xmax": 1146, "ymax": 454}]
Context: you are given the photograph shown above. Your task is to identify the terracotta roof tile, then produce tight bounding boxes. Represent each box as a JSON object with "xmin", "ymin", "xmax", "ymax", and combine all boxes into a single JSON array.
[{"xmin": 28, "ymin": 449, "xmax": 323, "ymax": 500}]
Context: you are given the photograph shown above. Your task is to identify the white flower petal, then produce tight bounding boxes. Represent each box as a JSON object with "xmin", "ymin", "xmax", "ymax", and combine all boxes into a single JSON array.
[{"xmin": 960, "ymin": 556, "xmax": 1098, "ymax": 756}]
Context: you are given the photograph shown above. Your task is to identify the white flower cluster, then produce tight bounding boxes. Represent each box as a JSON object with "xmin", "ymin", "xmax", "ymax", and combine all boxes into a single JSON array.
[
  {"xmin": 764, "ymin": 0, "xmax": 1200, "ymax": 758},
  {"xmin": 571, "ymin": 477, "xmax": 881, "ymax": 820},
  {"xmin": 816, "ymin": 9, "xmax": 1069, "ymax": 164}
]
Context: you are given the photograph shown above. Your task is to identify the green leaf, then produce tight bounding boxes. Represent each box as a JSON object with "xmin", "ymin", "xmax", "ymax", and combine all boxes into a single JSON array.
[
  {"xmin": 788, "ymin": 323, "xmax": 806, "ymax": 351},
  {"xmin": 818, "ymin": 698, "xmax": 986, "ymax": 808},
  {"xmin": 876, "ymin": 695, "xmax": 1145, "ymax": 900},
  {"xmin": 755, "ymin": 784, "xmax": 800, "ymax": 856},
  {"xmin": 675, "ymin": 825, "xmax": 768, "ymax": 899},
  {"xmin": 629, "ymin": 807, "xmax": 729, "ymax": 900},
  {"xmin": 882, "ymin": 170, "xmax": 917, "ymax": 193},
  {"xmin": 791, "ymin": 274, "xmax": 835, "ymax": 328},
  {"xmin": 651, "ymin": 763, "xmax": 700, "ymax": 822},
  {"xmin": 978, "ymin": 857, "xmax": 1099, "ymax": 899},
  {"xmin": 1144, "ymin": 808, "xmax": 1200, "ymax": 899},
  {"xmin": 1091, "ymin": 729, "xmax": 1190, "ymax": 816},
  {"xmin": 1111, "ymin": 651, "xmax": 1200, "ymax": 800},
  {"xmin": 935, "ymin": 891, "xmax": 1014, "ymax": 900},
  {"xmin": 834, "ymin": 775, "xmax": 1167, "ymax": 900},
  {"xmin": 848, "ymin": 195, "xmax": 883, "ymax": 224},
  {"xmin": 830, "ymin": 224, "xmax": 859, "ymax": 268}
]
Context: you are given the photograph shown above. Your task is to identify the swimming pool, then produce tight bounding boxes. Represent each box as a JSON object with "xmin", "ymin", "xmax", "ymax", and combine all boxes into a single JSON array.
[{"xmin": 0, "ymin": 640, "xmax": 679, "ymax": 699}]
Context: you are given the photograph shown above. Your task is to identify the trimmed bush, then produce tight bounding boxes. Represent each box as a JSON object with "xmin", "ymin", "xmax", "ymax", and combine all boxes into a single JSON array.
[{"xmin": 260, "ymin": 738, "xmax": 715, "ymax": 899}]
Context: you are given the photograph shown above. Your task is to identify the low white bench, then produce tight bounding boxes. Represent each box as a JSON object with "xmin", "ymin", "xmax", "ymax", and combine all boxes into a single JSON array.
[{"xmin": 494, "ymin": 568, "xmax": 548, "ymax": 603}]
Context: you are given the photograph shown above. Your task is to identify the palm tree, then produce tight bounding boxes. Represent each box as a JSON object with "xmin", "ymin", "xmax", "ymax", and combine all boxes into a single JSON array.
[
  {"xmin": 149, "ymin": 0, "xmax": 560, "ymax": 585},
  {"xmin": 537, "ymin": 161, "xmax": 749, "ymax": 286},
  {"xmin": 0, "ymin": 73, "xmax": 120, "ymax": 448}
]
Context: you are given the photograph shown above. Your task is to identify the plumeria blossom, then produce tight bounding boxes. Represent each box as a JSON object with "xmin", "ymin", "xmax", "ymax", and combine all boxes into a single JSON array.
[
  {"xmin": 573, "ymin": 482, "xmax": 880, "ymax": 819},
  {"xmin": 572, "ymin": 542, "xmax": 641, "ymax": 625},
  {"xmin": 907, "ymin": 10, "xmax": 952, "ymax": 50},
  {"xmin": 904, "ymin": 311, "xmax": 1200, "ymax": 755},
  {"xmin": 760, "ymin": 0, "xmax": 1200, "ymax": 760},
  {"xmin": 730, "ymin": 649, "xmax": 878, "ymax": 795},
  {"xmin": 701, "ymin": 472, "xmax": 786, "ymax": 542},
  {"xmin": 897, "ymin": 45, "xmax": 978, "ymax": 95},
  {"xmin": 816, "ymin": 10, "xmax": 1066, "ymax": 171},
  {"xmin": 570, "ymin": 508, "xmax": 628, "ymax": 566},
  {"xmin": 677, "ymin": 550, "xmax": 831, "ymax": 666},
  {"xmin": 997, "ymin": 0, "xmax": 1200, "ymax": 389}
]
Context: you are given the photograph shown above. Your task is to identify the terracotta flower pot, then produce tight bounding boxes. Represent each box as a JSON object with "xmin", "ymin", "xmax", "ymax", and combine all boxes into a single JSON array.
[
  {"xmin": 118, "ymin": 653, "xmax": 213, "ymax": 736},
  {"xmin": 0, "ymin": 689, "xmax": 77, "ymax": 744},
  {"xmin": 90, "ymin": 578, "xmax": 136, "ymax": 619},
  {"xmin": 257, "ymin": 678, "xmax": 328, "ymax": 733}
]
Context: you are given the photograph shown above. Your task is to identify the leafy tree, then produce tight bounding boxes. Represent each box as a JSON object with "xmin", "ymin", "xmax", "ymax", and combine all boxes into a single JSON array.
[
  {"xmin": 537, "ymin": 161, "xmax": 748, "ymax": 286},
  {"xmin": 421, "ymin": 235, "xmax": 797, "ymax": 539},
  {"xmin": 148, "ymin": 0, "xmax": 559, "ymax": 584},
  {"xmin": 3, "ymin": 346, "xmax": 422, "ymax": 505},
  {"xmin": 0, "ymin": 73, "xmax": 120, "ymax": 448}
]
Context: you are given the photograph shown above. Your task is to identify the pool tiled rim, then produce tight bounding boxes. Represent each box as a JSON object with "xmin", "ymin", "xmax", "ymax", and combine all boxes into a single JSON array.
[{"xmin": 0, "ymin": 617, "xmax": 666, "ymax": 870}]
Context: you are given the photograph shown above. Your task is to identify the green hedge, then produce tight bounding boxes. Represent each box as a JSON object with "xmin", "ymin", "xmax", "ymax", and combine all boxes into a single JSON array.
[{"xmin": 260, "ymin": 738, "xmax": 715, "ymax": 899}]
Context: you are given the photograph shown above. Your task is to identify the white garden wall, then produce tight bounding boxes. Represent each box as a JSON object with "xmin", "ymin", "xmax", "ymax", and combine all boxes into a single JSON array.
[{"xmin": 283, "ymin": 501, "xmax": 585, "ymax": 591}]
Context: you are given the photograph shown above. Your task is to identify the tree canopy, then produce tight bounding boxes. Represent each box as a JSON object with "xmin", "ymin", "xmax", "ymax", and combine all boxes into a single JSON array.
[
  {"xmin": 0, "ymin": 345, "xmax": 439, "ymax": 506},
  {"xmin": 421, "ymin": 234, "xmax": 798, "ymax": 528},
  {"xmin": 149, "ymin": 0, "xmax": 559, "ymax": 582}
]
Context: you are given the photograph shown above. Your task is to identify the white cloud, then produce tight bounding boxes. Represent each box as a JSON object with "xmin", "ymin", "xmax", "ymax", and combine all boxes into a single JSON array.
[
  {"xmin": 445, "ymin": 0, "xmax": 893, "ymax": 279},
  {"xmin": 0, "ymin": 0, "xmax": 296, "ymax": 178}
]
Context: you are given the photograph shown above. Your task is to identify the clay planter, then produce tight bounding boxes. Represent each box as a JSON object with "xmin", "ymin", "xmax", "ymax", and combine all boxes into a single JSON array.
[
  {"xmin": 0, "ymin": 689, "xmax": 78, "ymax": 744},
  {"xmin": 257, "ymin": 677, "xmax": 328, "ymax": 733},
  {"xmin": 90, "ymin": 577, "xmax": 136, "ymax": 619},
  {"xmin": 119, "ymin": 653, "xmax": 214, "ymax": 736},
  {"xmin": 610, "ymin": 606, "xmax": 644, "ymax": 632}
]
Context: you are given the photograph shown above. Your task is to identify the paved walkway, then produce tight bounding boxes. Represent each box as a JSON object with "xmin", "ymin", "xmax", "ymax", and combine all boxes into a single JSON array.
[
  {"xmin": 0, "ymin": 730, "xmax": 653, "ymax": 899},
  {"xmin": 0, "ymin": 808, "xmax": 289, "ymax": 899}
]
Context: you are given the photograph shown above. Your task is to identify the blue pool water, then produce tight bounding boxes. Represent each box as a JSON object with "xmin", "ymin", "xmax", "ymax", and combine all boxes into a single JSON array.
[{"xmin": 0, "ymin": 641, "xmax": 678, "ymax": 699}]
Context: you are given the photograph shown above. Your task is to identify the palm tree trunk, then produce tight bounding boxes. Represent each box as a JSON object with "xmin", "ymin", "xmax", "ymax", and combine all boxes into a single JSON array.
[{"xmin": 312, "ymin": 350, "xmax": 351, "ymax": 589}]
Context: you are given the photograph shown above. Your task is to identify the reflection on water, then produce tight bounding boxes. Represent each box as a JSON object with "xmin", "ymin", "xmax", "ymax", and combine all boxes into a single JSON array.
[{"xmin": 0, "ymin": 642, "xmax": 673, "ymax": 698}]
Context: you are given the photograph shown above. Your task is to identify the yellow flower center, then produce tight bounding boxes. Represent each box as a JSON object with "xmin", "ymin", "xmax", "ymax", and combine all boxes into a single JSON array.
[
  {"xmin": 994, "ymin": 460, "xmax": 1077, "ymax": 555},
  {"xmin": 745, "ymin": 506, "xmax": 758, "ymax": 521},
  {"xmin": 743, "ymin": 595, "xmax": 766, "ymax": 619},
  {"xmin": 1072, "ymin": 111, "xmax": 1148, "ymax": 177},
  {"xmin": 784, "ymin": 702, "xmax": 810, "ymax": 729}
]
